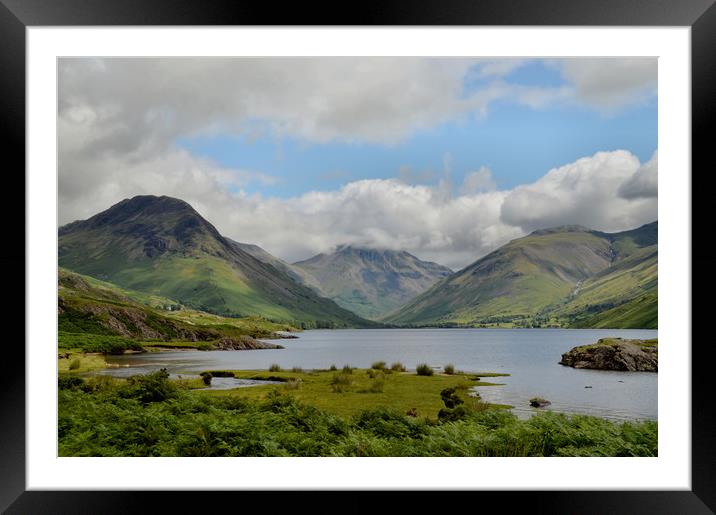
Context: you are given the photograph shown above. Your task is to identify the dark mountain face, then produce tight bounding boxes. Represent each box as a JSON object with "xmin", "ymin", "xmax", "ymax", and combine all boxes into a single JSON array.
[
  {"xmin": 60, "ymin": 195, "xmax": 233, "ymax": 261},
  {"xmin": 58, "ymin": 195, "xmax": 374, "ymax": 327},
  {"xmin": 292, "ymin": 245, "xmax": 453, "ymax": 320}
]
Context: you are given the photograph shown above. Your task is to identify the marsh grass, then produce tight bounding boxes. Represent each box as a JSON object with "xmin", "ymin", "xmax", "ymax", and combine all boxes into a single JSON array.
[
  {"xmin": 390, "ymin": 362, "xmax": 407, "ymax": 372},
  {"xmin": 330, "ymin": 373, "xmax": 354, "ymax": 393},
  {"xmin": 284, "ymin": 378, "xmax": 303, "ymax": 391},
  {"xmin": 58, "ymin": 372, "xmax": 658, "ymax": 457}
]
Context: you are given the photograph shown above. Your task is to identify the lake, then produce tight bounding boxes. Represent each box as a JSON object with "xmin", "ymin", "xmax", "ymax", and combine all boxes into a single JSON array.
[{"xmin": 102, "ymin": 328, "xmax": 658, "ymax": 421}]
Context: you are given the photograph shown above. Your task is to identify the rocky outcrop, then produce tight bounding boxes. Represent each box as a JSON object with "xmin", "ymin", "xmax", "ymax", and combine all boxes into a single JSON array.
[
  {"xmin": 559, "ymin": 337, "xmax": 657, "ymax": 372},
  {"xmin": 213, "ymin": 336, "xmax": 283, "ymax": 350}
]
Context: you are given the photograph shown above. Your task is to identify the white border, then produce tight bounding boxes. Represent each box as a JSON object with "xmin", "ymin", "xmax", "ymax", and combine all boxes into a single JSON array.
[{"xmin": 27, "ymin": 27, "xmax": 691, "ymax": 490}]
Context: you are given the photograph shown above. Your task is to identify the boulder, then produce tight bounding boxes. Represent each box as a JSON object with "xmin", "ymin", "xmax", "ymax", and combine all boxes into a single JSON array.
[{"xmin": 559, "ymin": 337, "xmax": 657, "ymax": 372}]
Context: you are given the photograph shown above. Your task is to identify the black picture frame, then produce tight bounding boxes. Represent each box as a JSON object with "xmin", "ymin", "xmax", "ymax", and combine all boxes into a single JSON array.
[{"xmin": 2, "ymin": 0, "xmax": 712, "ymax": 512}]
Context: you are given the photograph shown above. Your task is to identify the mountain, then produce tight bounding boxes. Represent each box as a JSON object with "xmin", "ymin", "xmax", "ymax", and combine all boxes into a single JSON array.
[
  {"xmin": 58, "ymin": 195, "xmax": 374, "ymax": 328},
  {"xmin": 227, "ymin": 239, "xmax": 320, "ymax": 290},
  {"xmin": 291, "ymin": 246, "xmax": 453, "ymax": 320},
  {"xmin": 383, "ymin": 222, "xmax": 657, "ymax": 328}
]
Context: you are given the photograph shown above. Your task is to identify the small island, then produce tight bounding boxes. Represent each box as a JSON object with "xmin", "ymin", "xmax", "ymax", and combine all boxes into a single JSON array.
[{"xmin": 559, "ymin": 337, "xmax": 658, "ymax": 372}]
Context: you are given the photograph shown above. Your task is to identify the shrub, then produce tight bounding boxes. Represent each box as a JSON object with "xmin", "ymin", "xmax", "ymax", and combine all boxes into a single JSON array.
[
  {"xmin": 121, "ymin": 369, "xmax": 178, "ymax": 404},
  {"xmin": 440, "ymin": 387, "xmax": 464, "ymax": 409},
  {"xmin": 208, "ymin": 371, "xmax": 235, "ymax": 378},
  {"xmin": 285, "ymin": 378, "xmax": 302, "ymax": 390},
  {"xmin": 444, "ymin": 364, "xmax": 455, "ymax": 375},
  {"xmin": 269, "ymin": 364, "xmax": 282, "ymax": 372},
  {"xmin": 341, "ymin": 365, "xmax": 353, "ymax": 374},
  {"xmin": 329, "ymin": 364, "xmax": 338, "ymax": 371},
  {"xmin": 416, "ymin": 364, "xmax": 434, "ymax": 376},
  {"xmin": 291, "ymin": 366, "xmax": 304, "ymax": 373},
  {"xmin": 199, "ymin": 372, "xmax": 212, "ymax": 386},
  {"xmin": 69, "ymin": 358, "xmax": 81, "ymax": 370},
  {"xmin": 438, "ymin": 405, "xmax": 468, "ymax": 423},
  {"xmin": 366, "ymin": 369, "xmax": 380, "ymax": 379},
  {"xmin": 371, "ymin": 361, "xmax": 386, "ymax": 370},
  {"xmin": 58, "ymin": 375, "xmax": 85, "ymax": 390},
  {"xmin": 390, "ymin": 362, "xmax": 406, "ymax": 372}
]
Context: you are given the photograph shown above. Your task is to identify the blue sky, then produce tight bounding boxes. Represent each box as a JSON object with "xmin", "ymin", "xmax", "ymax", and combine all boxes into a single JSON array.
[{"xmin": 176, "ymin": 60, "xmax": 657, "ymax": 198}]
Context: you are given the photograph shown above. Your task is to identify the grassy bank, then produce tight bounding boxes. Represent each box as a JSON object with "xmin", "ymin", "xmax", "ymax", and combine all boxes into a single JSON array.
[
  {"xmin": 196, "ymin": 368, "xmax": 510, "ymax": 419},
  {"xmin": 58, "ymin": 370, "xmax": 657, "ymax": 457}
]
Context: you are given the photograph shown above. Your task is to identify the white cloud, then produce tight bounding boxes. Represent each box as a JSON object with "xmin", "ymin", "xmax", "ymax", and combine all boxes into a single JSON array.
[
  {"xmin": 550, "ymin": 58, "xmax": 657, "ymax": 111},
  {"xmin": 500, "ymin": 150, "xmax": 657, "ymax": 233},
  {"xmin": 619, "ymin": 150, "xmax": 658, "ymax": 199},
  {"xmin": 60, "ymin": 149, "xmax": 657, "ymax": 271},
  {"xmin": 460, "ymin": 167, "xmax": 497, "ymax": 195},
  {"xmin": 59, "ymin": 57, "xmax": 486, "ymax": 150}
]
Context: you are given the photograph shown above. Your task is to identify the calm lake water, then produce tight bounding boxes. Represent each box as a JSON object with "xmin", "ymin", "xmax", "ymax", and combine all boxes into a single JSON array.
[{"xmin": 102, "ymin": 328, "xmax": 658, "ymax": 421}]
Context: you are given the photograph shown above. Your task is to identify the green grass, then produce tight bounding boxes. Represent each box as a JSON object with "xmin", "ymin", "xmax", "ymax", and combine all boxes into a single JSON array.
[
  {"xmin": 59, "ymin": 332, "xmax": 146, "ymax": 354},
  {"xmin": 58, "ymin": 352, "xmax": 107, "ymax": 373},
  {"xmin": 195, "ymin": 368, "xmax": 502, "ymax": 420},
  {"xmin": 58, "ymin": 370, "xmax": 658, "ymax": 457},
  {"xmin": 569, "ymin": 337, "xmax": 658, "ymax": 353}
]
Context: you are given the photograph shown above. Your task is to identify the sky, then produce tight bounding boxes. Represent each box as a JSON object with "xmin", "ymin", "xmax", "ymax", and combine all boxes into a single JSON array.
[{"xmin": 58, "ymin": 58, "xmax": 658, "ymax": 270}]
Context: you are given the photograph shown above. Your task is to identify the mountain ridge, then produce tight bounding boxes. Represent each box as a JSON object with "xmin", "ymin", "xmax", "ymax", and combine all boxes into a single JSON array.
[
  {"xmin": 58, "ymin": 195, "xmax": 376, "ymax": 328},
  {"xmin": 291, "ymin": 245, "xmax": 454, "ymax": 320}
]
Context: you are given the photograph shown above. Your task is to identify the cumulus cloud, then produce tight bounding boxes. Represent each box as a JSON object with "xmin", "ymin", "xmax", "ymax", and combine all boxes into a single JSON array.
[
  {"xmin": 500, "ymin": 150, "xmax": 657, "ymax": 233},
  {"xmin": 618, "ymin": 150, "xmax": 658, "ymax": 199},
  {"xmin": 203, "ymin": 179, "xmax": 523, "ymax": 270},
  {"xmin": 59, "ymin": 149, "xmax": 657, "ymax": 271}
]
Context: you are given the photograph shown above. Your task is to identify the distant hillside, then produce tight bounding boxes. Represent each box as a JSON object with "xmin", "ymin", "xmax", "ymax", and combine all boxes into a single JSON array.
[
  {"xmin": 383, "ymin": 222, "xmax": 657, "ymax": 329},
  {"xmin": 227, "ymin": 239, "xmax": 321, "ymax": 290},
  {"xmin": 291, "ymin": 246, "xmax": 453, "ymax": 319},
  {"xmin": 58, "ymin": 195, "xmax": 375, "ymax": 328}
]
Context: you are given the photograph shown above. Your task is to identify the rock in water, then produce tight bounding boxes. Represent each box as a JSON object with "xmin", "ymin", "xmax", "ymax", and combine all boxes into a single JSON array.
[
  {"xmin": 529, "ymin": 397, "xmax": 551, "ymax": 408},
  {"xmin": 559, "ymin": 337, "xmax": 657, "ymax": 372}
]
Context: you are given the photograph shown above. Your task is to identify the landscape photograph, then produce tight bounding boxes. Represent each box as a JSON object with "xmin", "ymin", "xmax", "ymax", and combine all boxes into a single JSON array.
[{"xmin": 57, "ymin": 57, "xmax": 658, "ymax": 457}]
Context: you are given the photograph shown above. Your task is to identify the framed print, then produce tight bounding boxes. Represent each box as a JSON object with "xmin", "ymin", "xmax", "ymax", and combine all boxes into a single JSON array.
[{"xmin": 3, "ymin": 0, "xmax": 714, "ymax": 512}]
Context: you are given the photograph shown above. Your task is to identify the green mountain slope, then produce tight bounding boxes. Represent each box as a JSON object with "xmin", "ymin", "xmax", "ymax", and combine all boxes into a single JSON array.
[
  {"xmin": 549, "ymin": 245, "xmax": 657, "ymax": 328},
  {"xmin": 383, "ymin": 222, "xmax": 657, "ymax": 328},
  {"xmin": 292, "ymin": 246, "xmax": 453, "ymax": 319},
  {"xmin": 58, "ymin": 267, "xmax": 298, "ymax": 351},
  {"xmin": 59, "ymin": 195, "xmax": 374, "ymax": 328}
]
